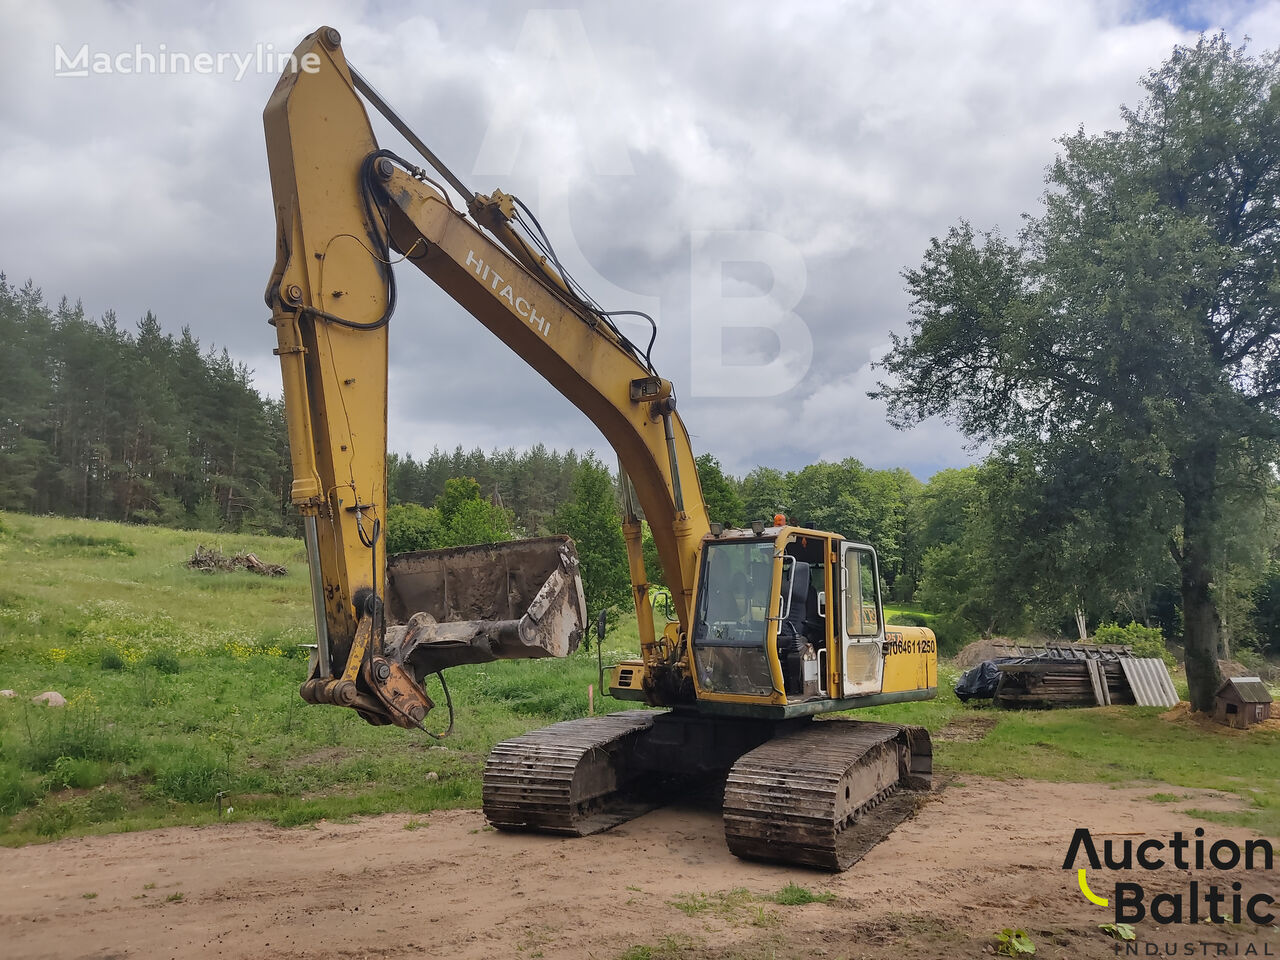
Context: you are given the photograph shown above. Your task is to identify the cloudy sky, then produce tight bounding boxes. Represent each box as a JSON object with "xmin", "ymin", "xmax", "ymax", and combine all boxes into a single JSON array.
[{"xmin": 3, "ymin": 1, "xmax": 1278, "ymax": 480}]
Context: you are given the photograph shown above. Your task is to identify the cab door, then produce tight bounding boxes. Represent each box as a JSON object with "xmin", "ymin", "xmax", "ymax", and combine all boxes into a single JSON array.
[{"xmin": 839, "ymin": 543, "xmax": 884, "ymax": 697}]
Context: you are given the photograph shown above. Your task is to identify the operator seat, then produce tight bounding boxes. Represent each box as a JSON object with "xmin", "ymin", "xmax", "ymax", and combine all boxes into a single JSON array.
[{"xmin": 779, "ymin": 561, "xmax": 816, "ymax": 696}]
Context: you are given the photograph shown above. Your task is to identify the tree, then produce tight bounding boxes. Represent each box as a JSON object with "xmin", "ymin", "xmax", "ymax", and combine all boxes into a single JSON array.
[
  {"xmin": 694, "ymin": 454, "xmax": 744, "ymax": 527},
  {"xmin": 875, "ymin": 36, "xmax": 1280, "ymax": 710},
  {"xmin": 434, "ymin": 477, "xmax": 513, "ymax": 547},
  {"xmin": 384, "ymin": 502, "xmax": 443, "ymax": 554},
  {"xmin": 739, "ymin": 466, "xmax": 790, "ymax": 526},
  {"xmin": 552, "ymin": 456, "xmax": 630, "ymax": 614}
]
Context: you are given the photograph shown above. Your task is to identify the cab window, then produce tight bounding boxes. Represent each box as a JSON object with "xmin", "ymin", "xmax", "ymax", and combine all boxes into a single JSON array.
[{"xmin": 845, "ymin": 548, "xmax": 879, "ymax": 638}]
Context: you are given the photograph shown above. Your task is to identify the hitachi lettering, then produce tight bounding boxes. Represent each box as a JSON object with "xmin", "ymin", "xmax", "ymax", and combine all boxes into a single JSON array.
[{"xmin": 464, "ymin": 249, "xmax": 550, "ymax": 337}]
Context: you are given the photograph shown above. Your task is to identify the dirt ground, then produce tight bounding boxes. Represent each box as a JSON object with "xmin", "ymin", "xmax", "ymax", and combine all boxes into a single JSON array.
[{"xmin": 3, "ymin": 776, "xmax": 1276, "ymax": 960}]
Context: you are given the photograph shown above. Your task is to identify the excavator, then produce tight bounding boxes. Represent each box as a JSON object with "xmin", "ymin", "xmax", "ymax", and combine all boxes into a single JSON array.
[{"xmin": 264, "ymin": 26, "xmax": 938, "ymax": 871}]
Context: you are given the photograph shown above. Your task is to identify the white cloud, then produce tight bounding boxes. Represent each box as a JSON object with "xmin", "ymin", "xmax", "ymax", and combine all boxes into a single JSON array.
[{"xmin": 2, "ymin": 0, "xmax": 1277, "ymax": 483}]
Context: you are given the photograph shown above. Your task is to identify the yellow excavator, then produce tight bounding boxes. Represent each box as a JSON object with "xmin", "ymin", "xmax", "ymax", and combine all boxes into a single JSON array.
[{"xmin": 264, "ymin": 26, "xmax": 937, "ymax": 870}]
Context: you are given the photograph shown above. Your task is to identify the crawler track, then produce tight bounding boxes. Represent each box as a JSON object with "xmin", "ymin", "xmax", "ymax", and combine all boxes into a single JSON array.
[
  {"xmin": 482, "ymin": 710, "xmax": 663, "ymax": 835},
  {"xmin": 722, "ymin": 720, "xmax": 933, "ymax": 870},
  {"xmin": 484, "ymin": 713, "xmax": 933, "ymax": 871}
]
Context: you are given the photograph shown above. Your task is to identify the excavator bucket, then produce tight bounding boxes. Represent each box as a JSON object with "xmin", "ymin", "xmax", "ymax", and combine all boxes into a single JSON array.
[{"xmin": 382, "ymin": 536, "xmax": 587, "ymax": 678}]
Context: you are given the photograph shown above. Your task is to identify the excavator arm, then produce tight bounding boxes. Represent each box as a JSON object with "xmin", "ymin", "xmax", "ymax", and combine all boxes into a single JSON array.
[{"xmin": 264, "ymin": 27, "xmax": 709, "ymax": 726}]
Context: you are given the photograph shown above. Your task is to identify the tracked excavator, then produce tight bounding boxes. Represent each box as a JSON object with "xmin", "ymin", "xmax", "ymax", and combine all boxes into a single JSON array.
[{"xmin": 264, "ymin": 26, "xmax": 938, "ymax": 871}]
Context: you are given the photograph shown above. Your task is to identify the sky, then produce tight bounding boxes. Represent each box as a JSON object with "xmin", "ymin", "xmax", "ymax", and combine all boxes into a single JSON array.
[{"xmin": 2, "ymin": 1, "xmax": 1278, "ymax": 481}]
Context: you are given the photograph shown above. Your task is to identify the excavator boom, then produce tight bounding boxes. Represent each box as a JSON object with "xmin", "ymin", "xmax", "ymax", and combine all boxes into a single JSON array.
[
  {"xmin": 264, "ymin": 26, "xmax": 937, "ymax": 871},
  {"xmin": 264, "ymin": 28, "xmax": 591, "ymax": 728}
]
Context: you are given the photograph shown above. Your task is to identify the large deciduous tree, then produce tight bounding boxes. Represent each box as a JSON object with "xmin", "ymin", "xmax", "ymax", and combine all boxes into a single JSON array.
[{"xmin": 875, "ymin": 37, "xmax": 1280, "ymax": 711}]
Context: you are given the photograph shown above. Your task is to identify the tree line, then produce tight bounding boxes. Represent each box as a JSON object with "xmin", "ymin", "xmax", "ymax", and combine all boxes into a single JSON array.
[
  {"xmin": 388, "ymin": 444, "xmax": 1280, "ymax": 667},
  {"xmin": 0, "ymin": 277, "xmax": 291, "ymax": 533},
  {"xmin": 3, "ymin": 268, "xmax": 1276, "ymax": 669}
]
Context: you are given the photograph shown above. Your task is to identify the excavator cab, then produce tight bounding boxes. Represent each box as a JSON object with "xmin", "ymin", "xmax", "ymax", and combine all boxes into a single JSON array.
[
  {"xmin": 691, "ymin": 538, "xmax": 776, "ymax": 696},
  {"xmin": 616, "ymin": 522, "xmax": 936, "ymax": 716},
  {"xmin": 688, "ymin": 525, "xmax": 845, "ymax": 707}
]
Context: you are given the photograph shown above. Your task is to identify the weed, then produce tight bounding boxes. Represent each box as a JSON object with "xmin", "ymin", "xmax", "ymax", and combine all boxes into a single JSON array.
[
  {"xmin": 403, "ymin": 818, "xmax": 428, "ymax": 831},
  {"xmin": 17, "ymin": 707, "xmax": 139, "ymax": 771},
  {"xmin": 995, "ymin": 928, "xmax": 1036, "ymax": 956},
  {"xmin": 166, "ymin": 892, "xmax": 184, "ymax": 903},
  {"xmin": 32, "ymin": 799, "xmax": 77, "ymax": 837},
  {"xmin": 1148, "ymin": 792, "xmax": 1179, "ymax": 803},
  {"xmin": 667, "ymin": 891, "xmax": 712, "ymax": 916},
  {"xmin": 144, "ymin": 882, "xmax": 156, "ymax": 889},
  {"xmin": 0, "ymin": 767, "xmax": 40, "ymax": 814},
  {"xmin": 152, "ymin": 752, "xmax": 228, "ymax": 803},
  {"xmin": 274, "ymin": 801, "xmax": 330, "ymax": 828},
  {"xmin": 748, "ymin": 905, "xmax": 781, "ymax": 927},
  {"xmin": 614, "ymin": 937, "xmax": 699, "ymax": 960},
  {"xmin": 140, "ymin": 649, "xmax": 181, "ymax": 675},
  {"xmin": 765, "ymin": 883, "xmax": 836, "ymax": 906},
  {"xmin": 82, "ymin": 892, "xmax": 97, "ymax": 899},
  {"xmin": 99, "ymin": 649, "xmax": 126, "ymax": 671},
  {"xmin": 85, "ymin": 789, "xmax": 126, "ymax": 822},
  {"xmin": 43, "ymin": 755, "xmax": 106, "ymax": 791},
  {"xmin": 1100, "ymin": 922, "xmax": 1136, "ymax": 942},
  {"xmin": 667, "ymin": 887, "xmax": 756, "ymax": 918}
]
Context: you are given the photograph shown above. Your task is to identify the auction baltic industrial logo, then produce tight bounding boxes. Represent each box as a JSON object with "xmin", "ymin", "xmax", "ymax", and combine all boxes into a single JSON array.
[{"xmin": 1065, "ymin": 827, "xmax": 1276, "ymax": 955}]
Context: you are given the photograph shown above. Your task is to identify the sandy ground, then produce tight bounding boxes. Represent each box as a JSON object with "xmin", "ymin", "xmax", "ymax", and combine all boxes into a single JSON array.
[{"xmin": 2, "ymin": 776, "xmax": 1276, "ymax": 960}]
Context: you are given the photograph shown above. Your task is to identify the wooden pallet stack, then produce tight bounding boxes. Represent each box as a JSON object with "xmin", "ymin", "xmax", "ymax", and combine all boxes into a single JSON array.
[{"xmin": 992, "ymin": 656, "xmax": 1136, "ymax": 709}]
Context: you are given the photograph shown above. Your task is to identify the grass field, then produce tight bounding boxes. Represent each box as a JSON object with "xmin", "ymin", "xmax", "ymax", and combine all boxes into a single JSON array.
[{"xmin": 1, "ymin": 510, "xmax": 1276, "ymax": 845}]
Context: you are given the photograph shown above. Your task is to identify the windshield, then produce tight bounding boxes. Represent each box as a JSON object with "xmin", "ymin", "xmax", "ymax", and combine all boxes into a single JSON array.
[
  {"xmin": 693, "ymin": 540, "xmax": 777, "ymax": 647},
  {"xmin": 691, "ymin": 540, "xmax": 777, "ymax": 696}
]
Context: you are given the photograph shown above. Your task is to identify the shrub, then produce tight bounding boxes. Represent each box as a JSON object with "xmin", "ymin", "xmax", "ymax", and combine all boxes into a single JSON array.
[
  {"xmin": 140, "ymin": 649, "xmax": 181, "ymax": 674},
  {"xmin": 385, "ymin": 503, "xmax": 443, "ymax": 555},
  {"xmin": 1235, "ymin": 641, "xmax": 1266, "ymax": 675},
  {"xmin": 930, "ymin": 613, "xmax": 977, "ymax": 658},
  {"xmin": 99, "ymin": 649, "xmax": 126, "ymax": 671},
  {"xmin": 1093, "ymin": 621, "xmax": 1174, "ymax": 667}
]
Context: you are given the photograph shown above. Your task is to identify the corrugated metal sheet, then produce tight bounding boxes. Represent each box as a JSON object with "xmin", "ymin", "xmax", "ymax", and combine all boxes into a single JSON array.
[
  {"xmin": 1222, "ymin": 678, "xmax": 1273, "ymax": 704},
  {"xmin": 1120, "ymin": 658, "xmax": 1179, "ymax": 708}
]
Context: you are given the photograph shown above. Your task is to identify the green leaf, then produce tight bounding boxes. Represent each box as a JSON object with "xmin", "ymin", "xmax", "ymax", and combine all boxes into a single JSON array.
[
  {"xmin": 995, "ymin": 928, "xmax": 1036, "ymax": 956},
  {"xmin": 1100, "ymin": 922, "xmax": 1136, "ymax": 942}
]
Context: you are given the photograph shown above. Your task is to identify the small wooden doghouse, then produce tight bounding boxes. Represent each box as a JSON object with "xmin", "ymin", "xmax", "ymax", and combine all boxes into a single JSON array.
[{"xmin": 1213, "ymin": 677, "xmax": 1273, "ymax": 729}]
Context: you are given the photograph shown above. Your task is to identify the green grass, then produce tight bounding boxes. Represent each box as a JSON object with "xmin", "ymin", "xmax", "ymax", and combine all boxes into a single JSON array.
[
  {"xmin": 0, "ymin": 510, "xmax": 645, "ymax": 844},
  {"xmin": 1, "ymin": 509, "xmax": 1278, "ymax": 844},
  {"xmin": 764, "ymin": 883, "xmax": 836, "ymax": 906},
  {"xmin": 668, "ymin": 887, "xmax": 757, "ymax": 917},
  {"xmin": 614, "ymin": 938, "xmax": 701, "ymax": 960}
]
